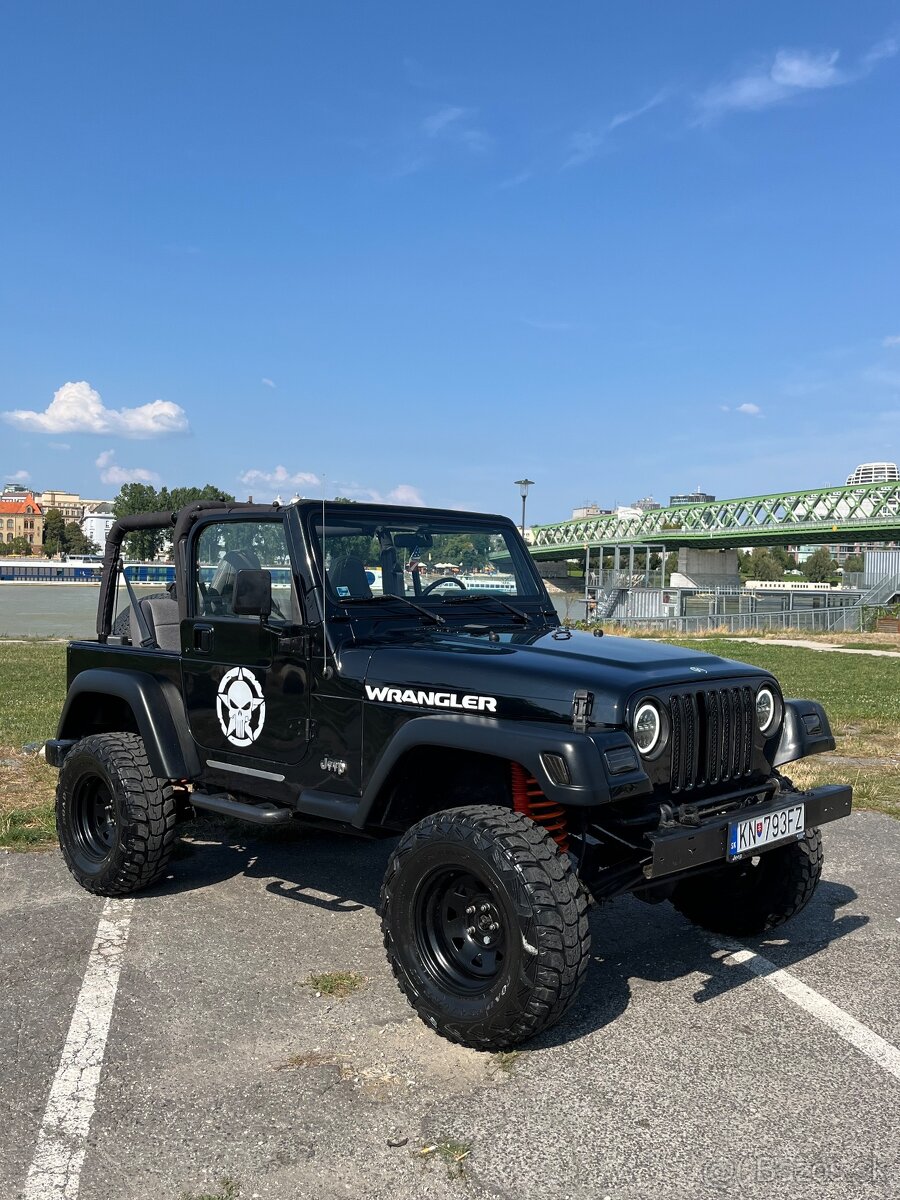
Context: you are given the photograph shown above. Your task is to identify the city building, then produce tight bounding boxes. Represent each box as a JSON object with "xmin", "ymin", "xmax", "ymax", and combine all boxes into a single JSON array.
[
  {"xmin": 845, "ymin": 462, "xmax": 899, "ymax": 485},
  {"xmin": 571, "ymin": 503, "xmax": 612, "ymax": 519},
  {"xmin": 632, "ymin": 496, "xmax": 661, "ymax": 512},
  {"xmin": 38, "ymin": 489, "xmax": 85, "ymax": 521},
  {"xmin": 0, "ymin": 489, "xmax": 44, "ymax": 548},
  {"xmin": 82, "ymin": 501, "xmax": 116, "ymax": 548},
  {"xmin": 669, "ymin": 489, "xmax": 716, "ymax": 506}
]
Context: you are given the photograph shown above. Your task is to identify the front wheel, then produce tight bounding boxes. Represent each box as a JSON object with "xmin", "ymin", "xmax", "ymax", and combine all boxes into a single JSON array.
[
  {"xmin": 380, "ymin": 805, "xmax": 591, "ymax": 1050},
  {"xmin": 671, "ymin": 829, "xmax": 824, "ymax": 936},
  {"xmin": 56, "ymin": 732, "xmax": 177, "ymax": 896}
]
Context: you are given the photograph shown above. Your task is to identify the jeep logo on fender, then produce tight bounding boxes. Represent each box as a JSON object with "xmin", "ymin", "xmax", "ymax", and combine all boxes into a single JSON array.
[{"xmin": 365, "ymin": 684, "xmax": 498, "ymax": 713}]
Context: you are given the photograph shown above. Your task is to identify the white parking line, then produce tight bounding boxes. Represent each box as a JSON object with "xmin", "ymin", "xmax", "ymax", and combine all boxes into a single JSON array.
[
  {"xmin": 717, "ymin": 937, "xmax": 900, "ymax": 1084},
  {"xmin": 23, "ymin": 899, "xmax": 134, "ymax": 1200}
]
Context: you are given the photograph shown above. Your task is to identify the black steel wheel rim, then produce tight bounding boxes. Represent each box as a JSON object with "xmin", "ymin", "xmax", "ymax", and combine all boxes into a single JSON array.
[
  {"xmin": 71, "ymin": 774, "xmax": 118, "ymax": 864},
  {"xmin": 415, "ymin": 867, "xmax": 508, "ymax": 994}
]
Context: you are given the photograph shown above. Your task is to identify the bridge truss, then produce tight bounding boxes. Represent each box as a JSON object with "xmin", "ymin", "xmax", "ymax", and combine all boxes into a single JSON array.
[{"xmin": 527, "ymin": 482, "xmax": 900, "ymax": 561}]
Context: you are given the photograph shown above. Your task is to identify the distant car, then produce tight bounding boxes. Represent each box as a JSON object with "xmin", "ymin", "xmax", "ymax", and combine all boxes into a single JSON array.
[{"xmin": 46, "ymin": 499, "xmax": 851, "ymax": 1050}]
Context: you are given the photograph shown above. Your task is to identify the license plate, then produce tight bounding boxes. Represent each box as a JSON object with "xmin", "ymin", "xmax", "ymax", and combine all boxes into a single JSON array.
[{"xmin": 727, "ymin": 803, "xmax": 805, "ymax": 861}]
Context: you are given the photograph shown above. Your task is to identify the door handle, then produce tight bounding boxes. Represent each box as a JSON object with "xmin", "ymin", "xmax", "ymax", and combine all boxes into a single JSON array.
[{"xmin": 194, "ymin": 625, "xmax": 213, "ymax": 653}]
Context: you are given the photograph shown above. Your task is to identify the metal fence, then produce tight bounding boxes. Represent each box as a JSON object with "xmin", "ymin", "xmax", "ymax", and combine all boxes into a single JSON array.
[{"xmin": 604, "ymin": 607, "xmax": 864, "ymax": 635}]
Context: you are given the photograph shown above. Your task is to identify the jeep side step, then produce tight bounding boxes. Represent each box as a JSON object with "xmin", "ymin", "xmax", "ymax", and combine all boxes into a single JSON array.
[{"xmin": 190, "ymin": 792, "xmax": 293, "ymax": 825}]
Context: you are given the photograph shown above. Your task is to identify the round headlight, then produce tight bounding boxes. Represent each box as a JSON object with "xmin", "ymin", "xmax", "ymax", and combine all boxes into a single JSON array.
[
  {"xmin": 633, "ymin": 701, "xmax": 662, "ymax": 756},
  {"xmin": 756, "ymin": 686, "xmax": 777, "ymax": 733}
]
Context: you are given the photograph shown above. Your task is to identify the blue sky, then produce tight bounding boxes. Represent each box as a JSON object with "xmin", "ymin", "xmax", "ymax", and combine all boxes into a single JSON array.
[{"xmin": 1, "ymin": 2, "xmax": 898, "ymax": 524}]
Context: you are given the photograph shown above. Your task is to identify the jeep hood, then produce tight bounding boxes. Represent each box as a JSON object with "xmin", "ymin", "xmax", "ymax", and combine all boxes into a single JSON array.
[{"xmin": 354, "ymin": 628, "xmax": 771, "ymax": 726}]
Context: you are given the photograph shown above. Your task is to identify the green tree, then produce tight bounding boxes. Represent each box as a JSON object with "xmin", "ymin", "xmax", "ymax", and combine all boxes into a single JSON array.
[
  {"xmin": 8, "ymin": 536, "xmax": 32, "ymax": 556},
  {"xmin": 664, "ymin": 551, "xmax": 679, "ymax": 581},
  {"xmin": 157, "ymin": 484, "xmax": 236, "ymax": 511},
  {"xmin": 42, "ymin": 508, "xmax": 68, "ymax": 557},
  {"xmin": 63, "ymin": 522, "xmax": 100, "ymax": 556},
  {"xmin": 113, "ymin": 483, "xmax": 163, "ymax": 560},
  {"xmin": 801, "ymin": 547, "xmax": 838, "ymax": 583},
  {"xmin": 843, "ymin": 553, "xmax": 865, "ymax": 574},
  {"xmin": 431, "ymin": 533, "xmax": 492, "ymax": 571},
  {"xmin": 744, "ymin": 547, "xmax": 783, "ymax": 581},
  {"xmin": 770, "ymin": 546, "xmax": 796, "ymax": 572}
]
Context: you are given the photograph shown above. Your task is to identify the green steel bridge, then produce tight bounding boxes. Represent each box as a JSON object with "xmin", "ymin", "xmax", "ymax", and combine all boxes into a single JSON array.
[{"xmin": 526, "ymin": 482, "xmax": 900, "ymax": 563}]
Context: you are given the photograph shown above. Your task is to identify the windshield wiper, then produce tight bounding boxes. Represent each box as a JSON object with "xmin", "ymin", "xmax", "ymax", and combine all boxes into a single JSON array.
[
  {"xmin": 340, "ymin": 595, "xmax": 445, "ymax": 625},
  {"xmin": 439, "ymin": 595, "xmax": 530, "ymax": 623}
]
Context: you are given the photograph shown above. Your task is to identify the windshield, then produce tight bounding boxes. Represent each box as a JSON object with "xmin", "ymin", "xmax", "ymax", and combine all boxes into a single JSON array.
[{"xmin": 311, "ymin": 508, "xmax": 543, "ymax": 611}]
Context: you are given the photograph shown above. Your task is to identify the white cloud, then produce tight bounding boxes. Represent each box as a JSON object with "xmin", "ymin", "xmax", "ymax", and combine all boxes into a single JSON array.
[
  {"xmin": 423, "ymin": 105, "xmax": 467, "ymax": 136},
  {"xmin": 736, "ymin": 403, "xmax": 763, "ymax": 416},
  {"xmin": 882, "ymin": 334, "xmax": 900, "ymax": 348},
  {"xmin": 422, "ymin": 105, "xmax": 490, "ymax": 153},
  {"xmin": 95, "ymin": 449, "xmax": 161, "ymax": 486},
  {"xmin": 565, "ymin": 90, "xmax": 669, "ymax": 167},
  {"xmin": 49, "ymin": 441, "xmax": 71, "ymax": 450},
  {"xmin": 336, "ymin": 482, "xmax": 426, "ymax": 507},
  {"xmin": 261, "ymin": 377, "xmax": 276, "ymax": 388},
  {"xmin": 2, "ymin": 381, "xmax": 189, "ymax": 438},
  {"xmin": 239, "ymin": 465, "xmax": 321, "ymax": 491},
  {"xmin": 862, "ymin": 34, "xmax": 899, "ymax": 69},
  {"xmin": 496, "ymin": 169, "xmax": 533, "ymax": 191},
  {"xmin": 9, "ymin": 469, "xmax": 30, "ymax": 482},
  {"xmin": 385, "ymin": 484, "xmax": 425, "ymax": 506},
  {"xmin": 695, "ymin": 35, "xmax": 898, "ymax": 122}
]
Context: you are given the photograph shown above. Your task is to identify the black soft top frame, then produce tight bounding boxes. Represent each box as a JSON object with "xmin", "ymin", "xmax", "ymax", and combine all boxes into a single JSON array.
[{"xmin": 96, "ymin": 501, "xmax": 278, "ymax": 641}]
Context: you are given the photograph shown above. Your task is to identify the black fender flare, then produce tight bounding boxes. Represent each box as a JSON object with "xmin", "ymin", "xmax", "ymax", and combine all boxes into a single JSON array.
[
  {"xmin": 55, "ymin": 668, "xmax": 201, "ymax": 780},
  {"xmin": 353, "ymin": 714, "xmax": 651, "ymax": 828},
  {"xmin": 774, "ymin": 699, "xmax": 836, "ymax": 768}
]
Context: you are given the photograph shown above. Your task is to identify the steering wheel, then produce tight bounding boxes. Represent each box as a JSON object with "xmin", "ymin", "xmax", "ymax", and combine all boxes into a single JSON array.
[{"xmin": 421, "ymin": 576, "xmax": 467, "ymax": 595}]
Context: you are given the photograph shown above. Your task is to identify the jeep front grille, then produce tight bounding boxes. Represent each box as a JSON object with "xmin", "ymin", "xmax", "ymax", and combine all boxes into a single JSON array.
[{"xmin": 669, "ymin": 686, "xmax": 755, "ymax": 793}]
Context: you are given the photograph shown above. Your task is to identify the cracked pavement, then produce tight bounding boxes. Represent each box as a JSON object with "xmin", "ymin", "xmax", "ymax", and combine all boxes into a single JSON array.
[{"xmin": 2, "ymin": 811, "xmax": 899, "ymax": 1200}]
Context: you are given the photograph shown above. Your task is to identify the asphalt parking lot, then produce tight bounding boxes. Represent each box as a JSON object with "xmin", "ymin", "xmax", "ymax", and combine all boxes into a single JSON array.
[{"xmin": 2, "ymin": 810, "xmax": 898, "ymax": 1200}]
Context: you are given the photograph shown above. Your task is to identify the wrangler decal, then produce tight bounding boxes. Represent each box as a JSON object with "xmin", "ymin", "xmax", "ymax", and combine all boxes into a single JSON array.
[{"xmin": 365, "ymin": 683, "xmax": 498, "ymax": 713}]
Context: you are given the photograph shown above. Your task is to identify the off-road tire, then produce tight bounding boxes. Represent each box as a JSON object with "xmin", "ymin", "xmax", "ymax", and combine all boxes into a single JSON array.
[
  {"xmin": 671, "ymin": 828, "xmax": 824, "ymax": 936},
  {"xmin": 112, "ymin": 591, "xmax": 171, "ymax": 641},
  {"xmin": 380, "ymin": 805, "xmax": 591, "ymax": 1050},
  {"xmin": 56, "ymin": 733, "xmax": 177, "ymax": 896}
]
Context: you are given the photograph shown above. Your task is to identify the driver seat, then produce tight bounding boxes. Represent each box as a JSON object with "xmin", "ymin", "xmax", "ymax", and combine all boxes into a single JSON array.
[{"xmin": 329, "ymin": 555, "xmax": 372, "ymax": 599}]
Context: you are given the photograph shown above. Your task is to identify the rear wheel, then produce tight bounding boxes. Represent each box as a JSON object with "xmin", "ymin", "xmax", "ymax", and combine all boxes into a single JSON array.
[
  {"xmin": 112, "ymin": 590, "xmax": 171, "ymax": 640},
  {"xmin": 380, "ymin": 805, "xmax": 591, "ymax": 1050},
  {"xmin": 671, "ymin": 829, "xmax": 824, "ymax": 936},
  {"xmin": 56, "ymin": 733, "xmax": 177, "ymax": 896}
]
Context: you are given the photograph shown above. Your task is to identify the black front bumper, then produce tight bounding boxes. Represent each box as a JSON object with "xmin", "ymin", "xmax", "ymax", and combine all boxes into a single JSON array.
[{"xmin": 644, "ymin": 784, "xmax": 852, "ymax": 880}]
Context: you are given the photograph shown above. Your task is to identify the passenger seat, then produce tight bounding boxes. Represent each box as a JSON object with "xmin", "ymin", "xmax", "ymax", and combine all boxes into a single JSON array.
[{"xmin": 130, "ymin": 595, "xmax": 181, "ymax": 651}]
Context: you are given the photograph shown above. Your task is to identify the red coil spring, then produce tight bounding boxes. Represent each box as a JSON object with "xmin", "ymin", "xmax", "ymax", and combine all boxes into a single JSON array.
[{"xmin": 510, "ymin": 761, "xmax": 569, "ymax": 851}]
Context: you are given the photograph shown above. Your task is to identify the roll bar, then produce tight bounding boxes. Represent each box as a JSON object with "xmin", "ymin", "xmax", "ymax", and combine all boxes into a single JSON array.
[{"xmin": 96, "ymin": 501, "xmax": 276, "ymax": 640}]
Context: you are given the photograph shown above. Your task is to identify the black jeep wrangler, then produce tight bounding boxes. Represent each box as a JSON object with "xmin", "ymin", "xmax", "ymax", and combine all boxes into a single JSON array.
[{"xmin": 47, "ymin": 500, "xmax": 852, "ymax": 1049}]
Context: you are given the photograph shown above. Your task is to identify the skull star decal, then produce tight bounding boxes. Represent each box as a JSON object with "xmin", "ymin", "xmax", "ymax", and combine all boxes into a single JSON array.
[{"xmin": 216, "ymin": 666, "xmax": 266, "ymax": 747}]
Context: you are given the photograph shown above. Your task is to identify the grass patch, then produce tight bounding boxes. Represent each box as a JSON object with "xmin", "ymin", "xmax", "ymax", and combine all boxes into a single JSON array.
[
  {"xmin": 663, "ymin": 638, "xmax": 900, "ymax": 726},
  {"xmin": 489, "ymin": 1050, "xmax": 523, "ymax": 1075},
  {"xmin": 0, "ymin": 750, "xmax": 57, "ymax": 848},
  {"xmin": 179, "ymin": 1180, "xmax": 239, "ymax": 1200},
  {"xmin": 303, "ymin": 970, "xmax": 365, "ymax": 998},
  {"xmin": 0, "ymin": 642, "xmax": 66, "ymax": 850},
  {"xmin": 420, "ymin": 1140, "xmax": 472, "ymax": 1178},
  {"xmin": 661, "ymin": 637, "xmax": 900, "ymax": 818}
]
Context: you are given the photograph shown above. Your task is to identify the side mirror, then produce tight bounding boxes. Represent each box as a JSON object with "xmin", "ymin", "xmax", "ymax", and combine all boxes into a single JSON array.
[{"xmin": 233, "ymin": 569, "xmax": 273, "ymax": 619}]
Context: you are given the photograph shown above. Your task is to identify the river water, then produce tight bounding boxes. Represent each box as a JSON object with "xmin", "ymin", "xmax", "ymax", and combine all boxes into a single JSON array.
[{"xmin": 0, "ymin": 584, "xmax": 579, "ymax": 639}]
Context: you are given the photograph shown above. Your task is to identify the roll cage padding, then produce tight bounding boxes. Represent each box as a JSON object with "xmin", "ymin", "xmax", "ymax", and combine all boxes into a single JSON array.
[
  {"xmin": 56, "ymin": 668, "xmax": 202, "ymax": 780},
  {"xmin": 352, "ymin": 715, "xmax": 652, "ymax": 827}
]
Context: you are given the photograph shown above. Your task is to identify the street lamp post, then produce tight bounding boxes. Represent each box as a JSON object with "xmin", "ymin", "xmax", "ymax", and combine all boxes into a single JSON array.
[{"xmin": 514, "ymin": 478, "xmax": 534, "ymax": 538}]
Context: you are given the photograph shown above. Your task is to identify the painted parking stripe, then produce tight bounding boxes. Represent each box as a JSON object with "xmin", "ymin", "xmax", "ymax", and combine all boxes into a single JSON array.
[
  {"xmin": 716, "ymin": 937, "xmax": 900, "ymax": 1084},
  {"xmin": 23, "ymin": 899, "xmax": 134, "ymax": 1200}
]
